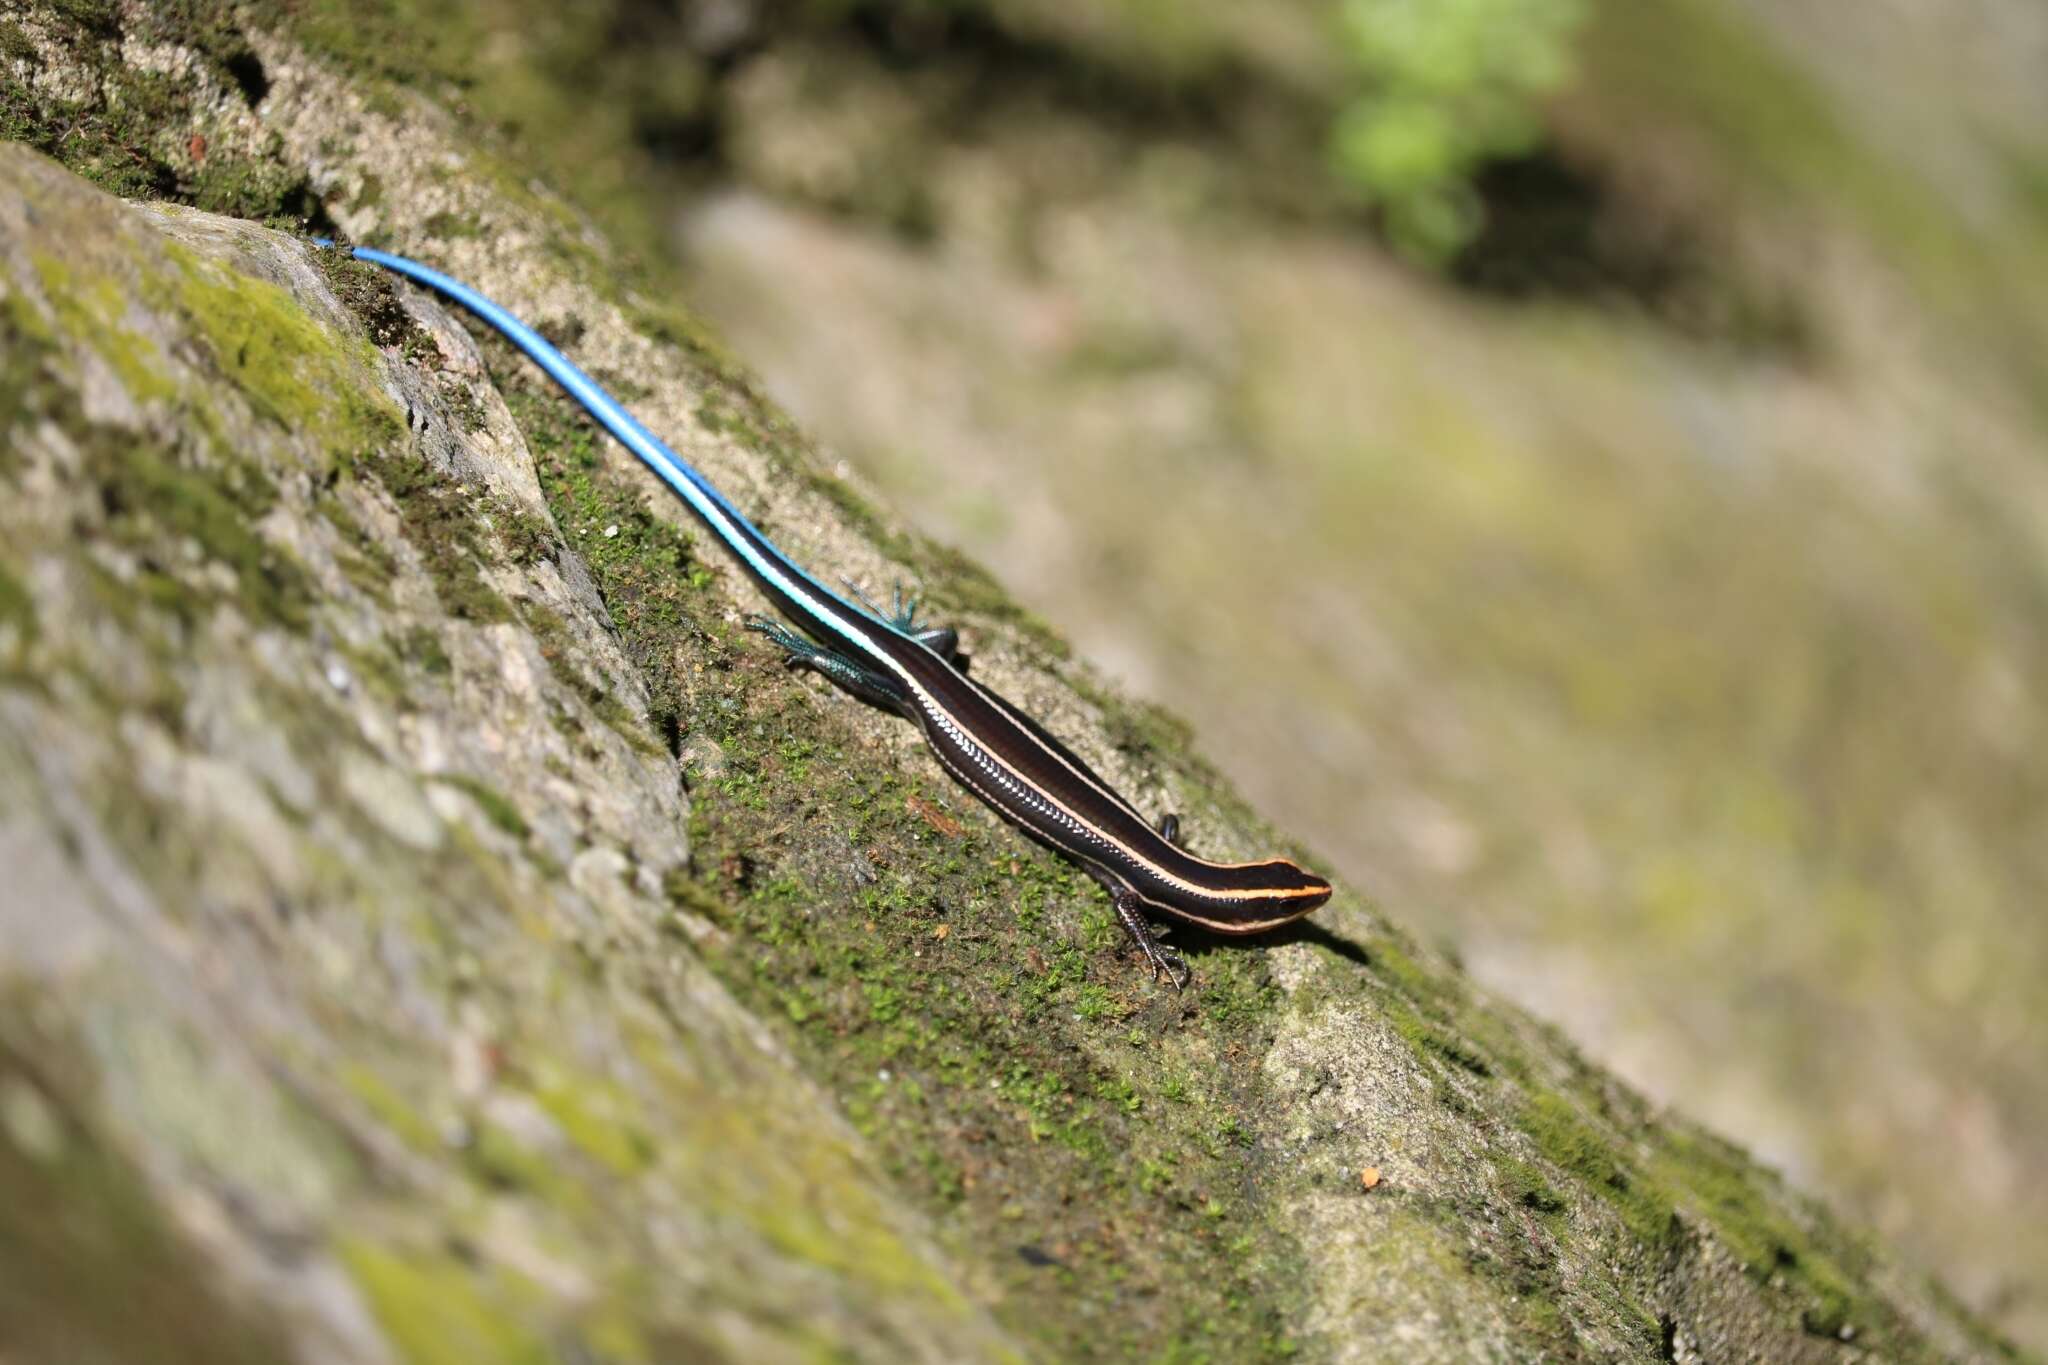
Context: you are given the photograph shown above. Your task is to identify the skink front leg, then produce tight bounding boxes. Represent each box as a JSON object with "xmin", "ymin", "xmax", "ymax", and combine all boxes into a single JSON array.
[
  {"xmin": 1112, "ymin": 889, "xmax": 1190, "ymax": 990},
  {"xmin": 1085, "ymin": 865, "xmax": 1189, "ymax": 989}
]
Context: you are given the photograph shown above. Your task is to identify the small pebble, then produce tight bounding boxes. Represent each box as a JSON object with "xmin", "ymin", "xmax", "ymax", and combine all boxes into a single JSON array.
[
  {"xmin": 603, "ymin": 523, "xmax": 620, "ymax": 538},
  {"xmin": 1360, "ymin": 1166, "xmax": 1382, "ymax": 1192}
]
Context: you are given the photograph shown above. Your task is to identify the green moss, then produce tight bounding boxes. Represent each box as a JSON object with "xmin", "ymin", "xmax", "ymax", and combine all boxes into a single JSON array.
[
  {"xmin": 421, "ymin": 210, "xmax": 483, "ymax": 240},
  {"xmin": 1366, "ymin": 939, "xmax": 1437, "ymax": 999},
  {"xmin": 1510, "ymin": 1083, "xmax": 1931, "ymax": 1351},
  {"xmin": 335, "ymin": 638, "xmax": 406, "ymax": 702},
  {"xmin": 589, "ymin": 690, "xmax": 664, "ymax": 755},
  {"xmin": 400, "ymin": 625, "xmax": 453, "ymax": 676},
  {"xmin": 0, "ymin": 290, "xmax": 56, "ymax": 438},
  {"xmin": 663, "ymin": 871, "xmax": 732, "ymax": 928},
  {"xmin": 1518, "ymin": 1092, "xmax": 1678, "ymax": 1252},
  {"xmin": 531, "ymin": 1068, "xmax": 654, "ymax": 1178},
  {"xmin": 464, "ymin": 1120, "xmax": 589, "ymax": 1212},
  {"xmin": 1383, "ymin": 994, "xmax": 1493, "ymax": 1079},
  {"xmin": 22, "ymin": 244, "xmax": 388, "ymax": 635},
  {"xmin": 340, "ymin": 1239, "xmax": 552, "ymax": 1365},
  {"xmin": 89, "ymin": 426, "xmax": 317, "ymax": 632},
  {"xmin": 1495, "ymin": 1154, "xmax": 1565, "ymax": 1216},
  {"xmin": 12, "ymin": 263, "xmax": 319, "ymax": 644},
  {"xmin": 497, "ymin": 506, "xmax": 559, "ymax": 567},
  {"xmin": 737, "ymin": 1158, "xmax": 969, "ymax": 1306},
  {"xmin": 1647, "ymin": 1125, "xmax": 1864, "ymax": 1340},
  {"xmin": 579, "ymin": 1311, "xmax": 653, "ymax": 1365},
  {"xmin": 624, "ymin": 1016, "xmax": 991, "ymax": 1321},
  {"xmin": 621, "ymin": 295, "xmax": 754, "ymax": 392},
  {"xmin": 0, "ymin": 22, "xmax": 36, "ymax": 65},
  {"xmin": 315, "ymin": 250, "xmax": 438, "ymax": 357},
  {"xmin": 159, "ymin": 241, "xmax": 401, "ymax": 450},
  {"xmin": 31, "ymin": 220, "xmax": 397, "ymax": 486},
  {"xmin": 514, "ymin": 597, "xmax": 663, "ymax": 755},
  {"xmin": 431, "ymin": 774, "xmax": 529, "ymax": 840},
  {"xmin": 1360, "ymin": 932, "xmax": 1555, "ymax": 1099},
  {"xmin": 364, "ymin": 453, "xmax": 515, "ymax": 624},
  {"xmin": 338, "ymin": 1063, "xmax": 440, "ymax": 1154},
  {"xmin": 0, "ymin": 561, "xmax": 35, "ymax": 650},
  {"xmin": 517, "ymin": 601, "xmax": 579, "ymax": 686},
  {"xmin": 31, "ymin": 252, "xmax": 178, "ymax": 405}
]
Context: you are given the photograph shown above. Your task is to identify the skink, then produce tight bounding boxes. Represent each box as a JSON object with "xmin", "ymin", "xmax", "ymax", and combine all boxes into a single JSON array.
[{"xmin": 332, "ymin": 243, "xmax": 1333, "ymax": 986}]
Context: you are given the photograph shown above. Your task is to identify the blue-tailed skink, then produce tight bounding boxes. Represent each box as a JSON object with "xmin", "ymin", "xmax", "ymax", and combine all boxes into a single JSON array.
[{"xmin": 331, "ymin": 243, "xmax": 1333, "ymax": 986}]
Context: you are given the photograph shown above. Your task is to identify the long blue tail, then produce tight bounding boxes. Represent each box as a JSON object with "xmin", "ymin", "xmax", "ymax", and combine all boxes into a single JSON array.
[{"xmin": 319, "ymin": 240, "xmax": 883, "ymax": 634}]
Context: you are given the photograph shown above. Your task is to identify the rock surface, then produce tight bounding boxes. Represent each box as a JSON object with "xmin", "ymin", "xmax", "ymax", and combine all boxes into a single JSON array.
[{"xmin": 0, "ymin": 7, "xmax": 2024, "ymax": 1363}]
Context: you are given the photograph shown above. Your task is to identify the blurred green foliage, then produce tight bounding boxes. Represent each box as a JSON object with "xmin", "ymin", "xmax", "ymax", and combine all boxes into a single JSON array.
[{"xmin": 1330, "ymin": 0, "xmax": 1586, "ymax": 261}]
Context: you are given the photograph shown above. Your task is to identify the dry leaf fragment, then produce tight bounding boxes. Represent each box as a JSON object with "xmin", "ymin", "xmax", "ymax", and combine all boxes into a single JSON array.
[{"xmin": 906, "ymin": 794, "xmax": 964, "ymax": 838}]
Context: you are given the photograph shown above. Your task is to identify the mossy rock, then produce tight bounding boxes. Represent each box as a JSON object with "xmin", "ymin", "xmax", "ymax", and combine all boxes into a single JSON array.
[{"xmin": 0, "ymin": 3, "xmax": 2027, "ymax": 1361}]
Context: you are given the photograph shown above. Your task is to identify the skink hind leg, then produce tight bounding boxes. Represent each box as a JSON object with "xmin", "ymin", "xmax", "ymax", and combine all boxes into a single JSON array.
[
  {"xmin": 746, "ymin": 617, "xmax": 907, "ymax": 710},
  {"xmin": 1155, "ymin": 813, "xmax": 1182, "ymax": 847}
]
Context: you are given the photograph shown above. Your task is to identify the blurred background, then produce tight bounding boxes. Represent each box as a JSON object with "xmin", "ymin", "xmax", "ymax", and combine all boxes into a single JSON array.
[{"xmin": 312, "ymin": 0, "xmax": 2048, "ymax": 1347}]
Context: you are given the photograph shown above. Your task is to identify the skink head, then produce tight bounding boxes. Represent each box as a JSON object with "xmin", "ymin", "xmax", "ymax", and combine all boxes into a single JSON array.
[
  {"xmin": 1181, "ymin": 858, "xmax": 1332, "ymax": 934},
  {"xmin": 1263, "ymin": 861, "xmax": 1334, "ymax": 915}
]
